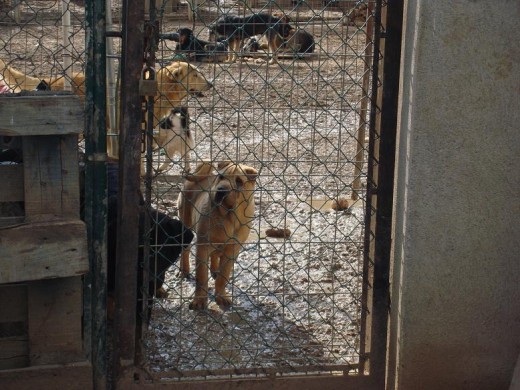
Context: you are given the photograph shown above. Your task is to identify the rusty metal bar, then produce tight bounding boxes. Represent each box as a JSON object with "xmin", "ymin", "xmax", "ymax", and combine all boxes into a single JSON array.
[
  {"xmin": 150, "ymin": 363, "xmax": 360, "ymax": 380},
  {"xmin": 359, "ymin": 0, "xmax": 382, "ymax": 375},
  {"xmin": 84, "ymin": 0, "xmax": 107, "ymax": 388},
  {"xmin": 128, "ymin": 373, "xmax": 372, "ymax": 389},
  {"xmin": 368, "ymin": 0, "xmax": 403, "ymax": 385},
  {"xmin": 137, "ymin": 3, "xmax": 159, "ymax": 363},
  {"xmin": 360, "ymin": 0, "xmax": 404, "ymax": 385},
  {"xmin": 114, "ymin": 0, "xmax": 145, "ymax": 384}
]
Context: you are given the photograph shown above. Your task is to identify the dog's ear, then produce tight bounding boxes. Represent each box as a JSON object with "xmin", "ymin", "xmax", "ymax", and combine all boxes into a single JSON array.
[
  {"xmin": 180, "ymin": 106, "xmax": 189, "ymax": 116},
  {"xmin": 243, "ymin": 167, "xmax": 258, "ymax": 182},
  {"xmin": 217, "ymin": 160, "xmax": 233, "ymax": 170},
  {"xmin": 184, "ymin": 161, "xmax": 214, "ymax": 181},
  {"xmin": 163, "ymin": 63, "xmax": 187, "ymax": 83},
  {"xmin": 168, "ymin": 67, "xmax": 181, "ymax": 82}
]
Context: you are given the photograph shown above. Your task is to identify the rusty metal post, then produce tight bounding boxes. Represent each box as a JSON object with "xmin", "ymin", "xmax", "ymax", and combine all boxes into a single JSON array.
[
  {"xmin": 84, "ymin": 0, "xmax": 107, "ymax": 388},
  {"xmin": 368, "ymin": 0, "xmax": 403, "ymax": 385},
  {"xmin": 113, "ymin": 0, "xmax": 145, "ymax": 384},
  {"xmin": 360, "ymin": 0, "xmax": 403, "ymax": 385}
]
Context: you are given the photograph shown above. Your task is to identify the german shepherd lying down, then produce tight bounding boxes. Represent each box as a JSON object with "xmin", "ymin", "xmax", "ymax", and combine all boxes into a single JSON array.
[
  {"xmin": 176, "ymin": 27, "xmax": 228, "ymax": 62},
  {"xmin": 177, "ymin": 161, "xmax": 258, "ymax": 310},
  {"xmin": 281, "ymin": 28, "xmax": 315, "ymax": 54},
  {"xmin": 244, "ymin": 28, "xmax": 315, "ymax": 56},
  {"xmin": 208, "ymin": 12, "xmax": 292, "ymax": 63}
]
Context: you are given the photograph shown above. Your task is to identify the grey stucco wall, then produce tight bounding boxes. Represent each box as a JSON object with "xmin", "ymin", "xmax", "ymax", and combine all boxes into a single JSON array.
[{"xmin": 388, "ymin": 1, "xmax": 520, "ymax": 389}]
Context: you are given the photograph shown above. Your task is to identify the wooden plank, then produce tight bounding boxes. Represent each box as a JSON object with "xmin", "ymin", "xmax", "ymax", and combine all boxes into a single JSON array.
[
  {"xmin": 0, "ymin": 361, "xmax": 93, "ymax": 390},
  {"xmin": 0, "ymin": 284, "xmax": 28, "ymax": 324},
  {"xmin": 28, "ymin": 277, "xmax": 84, "ymax": 366},
  {"xmin": 0, "ymin": 337, "xmax": 29, "ymax": 370},
  {"xmin": 22, "ymin": 136, "xmax": 42, "ymax": 219},
  {"xmin": 22, "ymin": 136, "xmax": 62, "ymax": 219},
  {"xmin": 60, "ymin": 135, "xmax": 80, "ymax": 218},
  {"xmin": 0, "ymin": 216, "xmax": 24, "ymax": 228},
  {"xmin": 0, "ymin": 94, "xmax": 84, "ymax": 136},
  {"xmin": 0, "ymin": 220, "xmax": 88, "ymax": 284},
  {"xmin": 0, "ymin": 165, "xmax": 24, "ymax": 202},
  {"xmin": 0, "ymin": 284, "xmax": 29, "ymax": 370},
  {"xmin": 123, "ymin": 372, "xmax": 372, "ymax": 390}
]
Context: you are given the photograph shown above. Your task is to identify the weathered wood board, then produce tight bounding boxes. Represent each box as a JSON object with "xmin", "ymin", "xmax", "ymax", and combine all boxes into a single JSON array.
[
  {"xmin": 0, "ymin": 93, "xmax": 84, "ymax": 136},
  {"xmin": 0, "ymin": 220, "xmax": 88, "ymax": 284},
  {"xmin": 0, "ymin": 165, "xmax": 24, "ymax": 202},
  {"xmin": 22, "ymin": 135, "xmax": 80, "ymax": 221},
  {"xmin": 0, "ymin": 284, "xmax": 29, "ymax": 370},
  {"xmin": 28, "ymin": 277, "xmax": 84, "ymax": 365},
  {"xmin": 0, "ymin": 361, "xmax": 93, "ymax": 390}
]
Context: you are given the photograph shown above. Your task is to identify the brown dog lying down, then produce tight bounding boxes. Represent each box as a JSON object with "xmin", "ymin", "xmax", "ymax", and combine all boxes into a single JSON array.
[
  {"xmin": 0, "ymin": 59, "xmax": 212, "ymax": 122},
  {"xmin": 0, "ymin": 58, "xmax": 86, "ymax": 96},
  {"xmin": 177, "ymin": 161, "xmax": 258, "ymax": 310}
]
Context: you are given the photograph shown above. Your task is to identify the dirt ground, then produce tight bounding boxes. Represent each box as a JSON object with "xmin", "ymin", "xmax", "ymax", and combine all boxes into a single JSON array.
[{"xmin": 0, "ymin": 0, "xmax": 372, "ymax": 379}]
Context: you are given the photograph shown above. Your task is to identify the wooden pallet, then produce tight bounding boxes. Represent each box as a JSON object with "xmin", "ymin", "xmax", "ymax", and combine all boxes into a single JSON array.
[{"xmin": 0, "ymin": 92, "xmax": 91, "ymax": 388}]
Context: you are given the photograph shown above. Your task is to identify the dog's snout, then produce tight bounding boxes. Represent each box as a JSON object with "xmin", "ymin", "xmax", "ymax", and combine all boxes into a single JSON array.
[
  {"xmin": 214, "ymin": 185, "xmax": 230, "ymax": 203},
  {"xmin": 217, "ymin": 185, "xmax": 229, "ymax": 195}
]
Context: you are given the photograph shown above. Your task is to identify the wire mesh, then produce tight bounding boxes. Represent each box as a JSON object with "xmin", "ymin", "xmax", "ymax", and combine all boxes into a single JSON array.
[
  {"xmin": 0, "ymin": 0, "xmax": 378, "ymax": 381},
  {"xmin": 0, "ymin": 0, "xmax": 86, "ymax": 92},
  {"xmin": 141, "ymin": 0, "xmax": 376, "ymax": 380}
]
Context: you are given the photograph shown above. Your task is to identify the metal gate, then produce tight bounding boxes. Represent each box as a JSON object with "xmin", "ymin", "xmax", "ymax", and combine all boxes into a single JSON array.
[
  {"xmin": 110, "ymin": 0, "xmax": 402, "ymax": 388},
  {"xmin": 0, "ymin": 0, "xmax": 401, "ymax": 388}
]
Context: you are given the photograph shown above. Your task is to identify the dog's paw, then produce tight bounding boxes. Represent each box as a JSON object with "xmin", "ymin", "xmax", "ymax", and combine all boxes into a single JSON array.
[
  {"xmin": 215, "ymin": 294, "xmax": 232, "ymax": 308},
  {"xmin": 189, "ymin": 298, "xmax": 208, "ymax": 311},
  {"xmin": 155, "ymin": 286, "xmax": 169, "ymax": 299}
]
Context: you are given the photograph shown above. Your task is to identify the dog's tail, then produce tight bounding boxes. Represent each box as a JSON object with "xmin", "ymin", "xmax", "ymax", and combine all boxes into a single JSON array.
[{"xmin": 0, "ymin": 59, "xmax": 42, "ymax": 92}]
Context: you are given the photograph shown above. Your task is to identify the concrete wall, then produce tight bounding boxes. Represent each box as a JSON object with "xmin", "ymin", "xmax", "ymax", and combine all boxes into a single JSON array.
[{"xmin": 388, "ymin": 1, "xmax": 520, "ymax": 389}]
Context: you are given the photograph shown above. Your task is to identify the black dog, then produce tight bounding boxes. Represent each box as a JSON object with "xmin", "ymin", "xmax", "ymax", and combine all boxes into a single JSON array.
[
  {"xmin": 208, "ymin": 13, "xmax": 292, "ymax": 63},
  {"xmin": 80, "ymin": 160, "xmax": 193, "ymax": 317},
  {"xmin": 176, "ymin": 27, "xmax": 227, "ymax": 62}
]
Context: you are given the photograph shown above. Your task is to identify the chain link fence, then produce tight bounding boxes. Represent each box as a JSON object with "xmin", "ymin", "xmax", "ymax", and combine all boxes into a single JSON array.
[
  {"xmin": 140, "ymin": 0, "xmax": 377, "ymax": 380},
  {"xmin": 0, "ymin": 0, "xmax": 380, "ymax": 383}
]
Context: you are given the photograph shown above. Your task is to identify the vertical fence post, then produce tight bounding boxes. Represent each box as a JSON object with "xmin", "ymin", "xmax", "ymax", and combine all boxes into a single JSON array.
[
  {"xmin": 113, "ymin": 0, "xmax": 145, "ymax": 384},
  {"xmin": 84, "ymin": 0, "xmax": 108, "ymax": 388},
  {"xmin": 362, "ymin": 0, "xmax": 404, "ymax": 385}
]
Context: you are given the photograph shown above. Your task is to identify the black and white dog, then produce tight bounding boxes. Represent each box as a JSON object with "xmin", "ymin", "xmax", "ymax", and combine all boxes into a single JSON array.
[{"xmin": 151, "ymin": 106, "xmax": 193, "ymax": 173}]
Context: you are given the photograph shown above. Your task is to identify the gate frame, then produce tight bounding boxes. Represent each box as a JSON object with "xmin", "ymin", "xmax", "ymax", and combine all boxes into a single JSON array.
[{"xmin": 97, "ymin": 0, "xmax": 404, "ymax": 388}]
